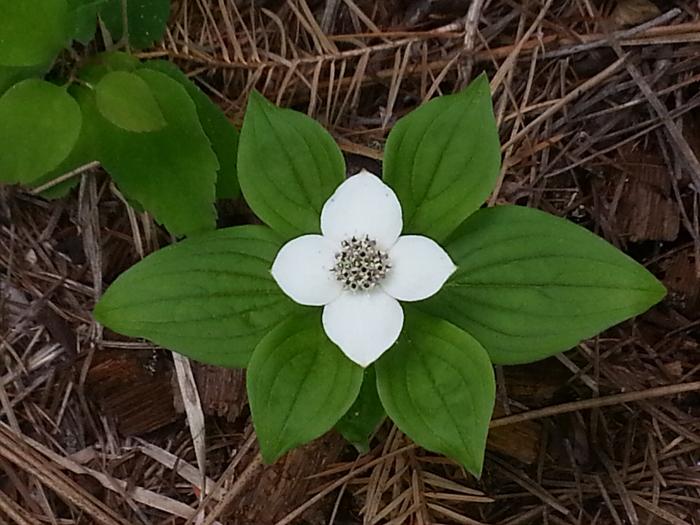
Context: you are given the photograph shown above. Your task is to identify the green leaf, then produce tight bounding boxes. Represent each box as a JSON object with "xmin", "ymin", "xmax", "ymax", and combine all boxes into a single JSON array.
[
  {"xmin": 100, "ymin": 0, "xmax": 170, "ymax": 49},
  {"xmin": 79, "ymin": 51, "xmax": 139, "ymax": 84},
  {"xmin": 376, "ymin": 309, "xmax": 495, "ymax": 477},
  {"xmin": 94, "ymin": 225, "xmax": 299, "ymax": 368},
  {"xmin": 68, "ymin": 0, "xmax": 108, "ymax": 45},
  {"xmin": 238, "ymin": 91, "xmax": 345, "ymax": 239},
  {"xmin": 335, "ymin": 367, "xmax": 385, "ymax": 453},
  {"xmin": 0, "ymin": 79, "xmax": 82, "ymax": 184},
  {"xmin": 143, "ymin": 60, "xmax": 240, "ymax": 199},
  {"xmin": 248, "ymin": 313, "xmax": 363, "ymax": 463},
  {"xmin": 0, "ymin": 0, "xmax": 70, "ymax": 67},
  {"xmin": 87, "ymin": 69, "xmax": 218, "ymax": 236},
  {"xmin": 31, "ymin": 86, "xmax": 99, "ymax": 199},
  {"xmin": 96, "ymin": 71, "xmax": 166, "ymax": 132},
  {"xmin": 421, "ymin": 206, "xmax": 667, "ymax": 365},
  {"xmin": 383, "ymin": 74, "xmax": 501, "ymax": 242},
  {"xmin": 0, "ymin": 63, "xmax": 50, "ymax": 96}
]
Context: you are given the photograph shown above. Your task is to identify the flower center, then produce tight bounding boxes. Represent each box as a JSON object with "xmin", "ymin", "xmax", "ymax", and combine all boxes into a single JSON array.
[{"xmin": 332, "ymin": 235, "xmax": 391, "ymax": 292}]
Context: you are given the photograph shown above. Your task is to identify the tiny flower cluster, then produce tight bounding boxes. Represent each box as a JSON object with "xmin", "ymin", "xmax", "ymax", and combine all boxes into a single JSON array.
[{"xmin": 332, "ymin": 235, "xmax": 391, "ymax": 291}]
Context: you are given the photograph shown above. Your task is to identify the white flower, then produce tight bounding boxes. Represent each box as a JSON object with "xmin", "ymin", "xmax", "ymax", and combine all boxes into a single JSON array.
[{"xmin": 271, "ymin": 170, "xmax": 456, "ymax": 367}]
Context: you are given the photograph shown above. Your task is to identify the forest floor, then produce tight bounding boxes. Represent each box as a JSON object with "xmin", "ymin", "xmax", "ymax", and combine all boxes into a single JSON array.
[{"xmin": 1, "ymin": 0, "xmax": 700, "ymax": 523}]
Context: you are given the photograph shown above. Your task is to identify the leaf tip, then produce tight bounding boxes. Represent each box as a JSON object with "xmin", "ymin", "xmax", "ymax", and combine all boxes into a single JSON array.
[
  {"xmin": 257, "ymin": 437, "xmax": 285, "ymax": 464},
  {"xmin": 460, "ymin": 72, "xmax": 492, "ymax": 99},
  {"xmin": 473, "ymin": 71, "xmax": 490, "ymax": 83},
  {"xmin": 648, "ymin": 275, "xmax": 668, "ymax": 305},
  {"xmin": 258, "ymin": 449, "xmax": 277, "ymax": 465},
  {"xmin": 350, "ymin": 439, "xmax": 370, "ymax": 454},
  {"xmin": 458, "ymin": 448, "xmax": 485, "ymax": 479},
  {"xmin": 247, "ymin": 89, "xmax": 269, "ymax": 108},
  {"xmin": 467, "ymin": 461, "xmax": 484, "ymax": 479}
]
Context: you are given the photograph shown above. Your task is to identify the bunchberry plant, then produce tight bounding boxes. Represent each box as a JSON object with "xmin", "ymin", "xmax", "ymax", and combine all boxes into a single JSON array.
[
  {"xmin": 0, "ymin": 0, "xmax": 239, "ymax": 237},
  {"xmin": 94, "ymin": 75, "xmax": 665, "ymax": 475}
]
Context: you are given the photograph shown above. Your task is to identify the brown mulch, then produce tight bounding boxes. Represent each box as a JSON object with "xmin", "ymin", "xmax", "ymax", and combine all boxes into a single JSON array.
[{"xmin": 1, "ymin": 0, "xmax": 700, "ymax": 523}]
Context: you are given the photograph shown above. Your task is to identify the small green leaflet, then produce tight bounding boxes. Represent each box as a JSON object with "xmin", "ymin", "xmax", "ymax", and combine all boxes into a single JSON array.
[
  {"xmin": 143, "ymin": 60, "xmax": 241, "ymax": 199},
  {"xmin": 100, "ymin": 0, "xmax": 170, "ymax": 49},
  {"xmin": 0, "ymin": 79, "xmax": 82, "ymax": 184},
  {"xmin": 422, "ymin": 205, "xmax": 666, "ymax": 364},
  {"xmin": 68, "ymin": 0, "xmax": 107, "ymax": 44},
  {"xmin": 238, "ymin": 91, "xmax": 346, "ymax": 239},
  {"xmin": 94, "ymin": 225, "xmax": 300, "ymax": 368},
  {"xmin": 79, "ymin": 51, "xmax": 139, "ymax": 85},
  {"xmin": 376, "ymin": 309, "xmax": 495, "ymax": 477},
  {"xmin": 31, "ymin": 86, "xmax": 99, "ymax": 199},
  {"xmin": 0, "ymin": 0, "xmax": 70, "ymax": 67},
  {"xmin": 96, "ymin": 71, "xmax": 167, "ymax": 132},
  {"xmin": 335, "ymin": 367, "xmax": 385, "ymax": 453},
  {"xmin": 87, "ymin": 69, "xmax": 219, "ymax": 236},
  {"xmin": 248, "ymin": 313, "xmax": 363, "ymax": 463},
  {"xmin": 383, "ymin": 74, "xmax": 501, "ymax": 242}
]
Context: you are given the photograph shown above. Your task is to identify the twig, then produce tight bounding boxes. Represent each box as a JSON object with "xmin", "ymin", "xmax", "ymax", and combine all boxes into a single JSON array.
[
  {"xmin": 30, "ymin": 161, "xmax": 100, "ymax": 195},
  {"xmin": 490, "ymin": 382, "xmax": 700, "ymax": 428},
  {"xmin": 541, "ymin": 8, "xmax": 681, "ymax": 59}
]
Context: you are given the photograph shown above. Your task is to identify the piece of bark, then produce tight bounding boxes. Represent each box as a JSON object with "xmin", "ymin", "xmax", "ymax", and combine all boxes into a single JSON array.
[
  {"xmin": 487, "ymin": 405, "xmax": 541, "ymax": 465},
  {"xmin": 227, "ymin": 432, "xmax": 346, "ymax": 525},
  {"xmin": 191, "ymin": 364, "xmax": 247, "ymax": 422},
  {"xmin": 612, "ymin": 148, "xmax": 680, "ymax": 242},
  {"xmin": 86, "ymin": 350, "xmax": 179, "ymax": 435},
  {"xmin": 485, "ymin": 360, "xmax": 570, "ymax": 464},
  {"xmin": 503, "ymin": 361, "xmax": 569, "ymax": 405}
]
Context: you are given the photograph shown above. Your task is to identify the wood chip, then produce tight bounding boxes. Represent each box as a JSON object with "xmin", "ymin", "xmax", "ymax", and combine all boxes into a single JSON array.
[
  {"xmin": 611, "ymin": 0, "xmax": 662, "ymax": 28},
  {"xmin": 191, "ymin": 363, "xmax": 246, "ymax": 422},
  {"xmin": 610, "ymin": 146, "xmax": 680, "ymax": 242},
  {"xmin": 86, "ymin": 349, "xmax": 179, "ymax": 435}
]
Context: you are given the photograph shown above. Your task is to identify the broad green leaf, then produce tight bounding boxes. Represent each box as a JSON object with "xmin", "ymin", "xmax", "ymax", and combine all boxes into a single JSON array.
[
  {"xmin": 335, "ymin": 367, "xmax": 385, "ymax": 453},
  {"xmin": 96, "ymin": 71, "xmax": 166, "ymax": 132},
  {"xmin": 87, "ymin": 69, "xmax": 218, "ymax": 236},
  {"xmin": 238, "ymin": 91, "xmax": 345, "ymax": 239},
  {"xmin": 31, "ymin": 86, "xmax": 99, "ymax": 198},
  {"xmin": 376, "ymin": 309, "xmax": 495, "ymax": 476},
  {"xmin": 383, "ymin": 74, "xmax": 501, "ymax": 242},
  {"xmin": 248, "ymin": 313, "xmax": 363, "ymax": 463},
  {"xmin": 143, "ymin": 60, "xmax": 240, "ymax": 199},
  {"xmin": 68, "ymin": 0, "xmax": 108, "ymax": 45},
  {"xmin": 0, "ymin": 0, "xmax": 70, "ymax": 67},
  {"xmin": 94, "ymin": 225, "xmax": 299, "ymax": 368},
  {"xmin": 421, "ymin": 206, "xmax": 667, "ymax": 365},
  {"xmin": 0, "ymin": 79, "xmax": 82, "ymax": 184},
  {"xmin": 79, "ymin": 51, "xmax": 139, "ymax": 84},
  {"xmin": 100, "ymin": 0, "xmax": 170, "ymax": 49},
  {"xmin": 0, "ymin": 63, "xmax": 50, "ymax": 95}
]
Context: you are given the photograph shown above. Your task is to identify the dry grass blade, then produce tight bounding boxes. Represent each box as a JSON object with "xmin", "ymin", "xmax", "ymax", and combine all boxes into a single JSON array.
[
  {"xmin": 0, "ymin": 424, "xmax": 129, "ymax": 525},
  {"xmin": 172, "ymin": 353, "xmax": 208, "ymax": 499}
]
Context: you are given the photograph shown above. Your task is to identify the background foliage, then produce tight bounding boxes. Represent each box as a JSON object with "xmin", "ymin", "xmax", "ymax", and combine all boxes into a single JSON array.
[{"xmin": 0, "ymin": 0, "xmax": 239, "ymax": 236}]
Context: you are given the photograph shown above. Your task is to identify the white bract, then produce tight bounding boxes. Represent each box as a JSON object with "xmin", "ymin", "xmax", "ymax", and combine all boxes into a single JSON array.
[{"xmin": 271, "ymin": 170, "xmax": 456, "ymax": 367}]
